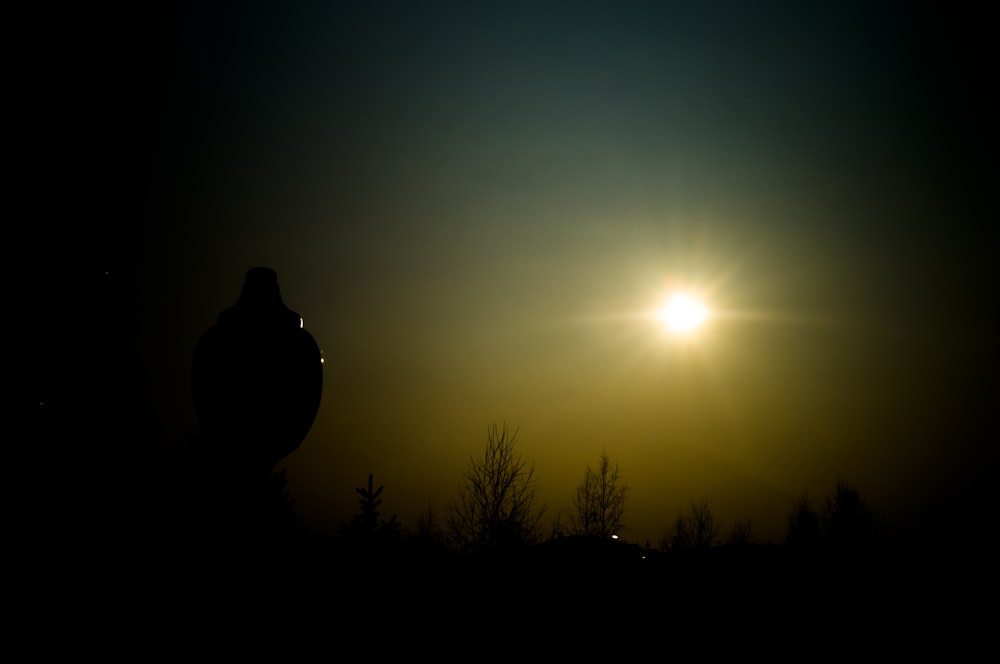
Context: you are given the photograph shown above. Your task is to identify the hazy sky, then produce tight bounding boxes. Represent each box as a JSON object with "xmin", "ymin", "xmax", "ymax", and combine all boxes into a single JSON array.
[{"xmin": 33, "ymin": 1, "xmax": 995, "ymax": 547}]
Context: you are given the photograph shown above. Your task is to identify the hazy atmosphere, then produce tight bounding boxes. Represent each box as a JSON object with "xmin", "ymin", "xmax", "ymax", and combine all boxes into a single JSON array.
[{"xmin": 27, "ymin": 1, "xmax": 995, "ymax": 554}]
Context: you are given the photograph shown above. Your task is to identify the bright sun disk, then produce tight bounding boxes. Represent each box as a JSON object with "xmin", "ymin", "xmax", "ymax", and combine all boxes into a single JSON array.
[{"xmin": 659, "ymin": 293, "xmax": 709, "ymax": 335}]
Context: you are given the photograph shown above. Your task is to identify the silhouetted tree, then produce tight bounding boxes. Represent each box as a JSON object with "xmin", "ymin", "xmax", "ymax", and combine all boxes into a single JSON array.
[
  {"xmin": 822, "ymin": 479, "xmax": 882, "ymax": 550},
  {"xmin": 664, "ymin": 497, "xmax": 718, "ymax": 550},
  {"xmin": 663, "ymin": 513, "xmax": 691, "ymax": 551},
  {"xmin": 548, "ymin": 512, "xmax": 566, "ymax": 539},
  {"xmin": 786, "ymin": 493, "xmax": 822, "ymax": 549},
  {"xmin": 726, "ymin": 516, "xmax": 755, "ymax": 546},
  {"xmin": 786, "ymin": 482, "xmax": 883, "ymax": 551},
  {"xmin": 447, "ymin": 422, "xmax": 546, "ymax": 554},
  {"xmin": 340, "ymin": 473, "xmax": 400, "ymax": 544},
  {"xmin": 568, "ymin": 450, "xmax": 628, "ymax": 539},
  {"xmin": 415, "ymin": 504, "xmax": 445, "ymax": 544},
  {"xmin": 407, "ymin": 503, "xmax": 452, "ymax": 560}
]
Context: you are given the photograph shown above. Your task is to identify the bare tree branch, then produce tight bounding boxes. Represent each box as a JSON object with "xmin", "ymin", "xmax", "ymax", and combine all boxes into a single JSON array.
[
  {"xmin": 569, "ymin": 449, "xmax": 628, "ymax": 539},
  {"xmin": 447, "ymin": 422, "xmax": 546, "ymax": 554}
]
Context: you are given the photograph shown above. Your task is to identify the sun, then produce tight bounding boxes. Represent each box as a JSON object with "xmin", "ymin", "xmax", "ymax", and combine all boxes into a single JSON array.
[{"xmin": 658, "ymin": 292, "xmax": 709, "ymax": 335}]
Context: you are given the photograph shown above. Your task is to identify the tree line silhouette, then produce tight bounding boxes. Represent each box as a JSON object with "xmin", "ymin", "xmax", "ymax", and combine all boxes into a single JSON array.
[
  {"xmin": 151, "ymin": 419, "xmax": 891, "ymax": 566},
  {"xmin": 23, "ymin": 267, "xmax": 984, "ymax": 637}
]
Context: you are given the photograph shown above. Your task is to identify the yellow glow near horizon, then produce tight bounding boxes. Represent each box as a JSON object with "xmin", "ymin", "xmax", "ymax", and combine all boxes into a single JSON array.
[{"xmin": 658, "ymin": 292, "xmax": 709, "ymax": 335}]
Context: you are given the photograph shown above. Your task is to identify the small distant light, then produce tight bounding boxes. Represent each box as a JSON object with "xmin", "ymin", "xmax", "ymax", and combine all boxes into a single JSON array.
[
  {"xmin": 611, "ymin": 534, "xmax": 619, "ymax": 540},
  {"xmin": 299, "ymin": 317, "xmax": 304, "ymax": 329}
]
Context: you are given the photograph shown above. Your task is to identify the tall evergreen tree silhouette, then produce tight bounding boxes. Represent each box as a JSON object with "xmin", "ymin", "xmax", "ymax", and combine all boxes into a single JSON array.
[{"xmin": 341, "ymin": 473, "xmax": 400, "ymax": 542}]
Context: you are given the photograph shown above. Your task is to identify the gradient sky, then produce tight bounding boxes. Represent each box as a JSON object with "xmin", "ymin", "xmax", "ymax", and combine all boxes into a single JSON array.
[{"xmin": 32, "ymin": 1, "xmax": 995, "ymax": 548}]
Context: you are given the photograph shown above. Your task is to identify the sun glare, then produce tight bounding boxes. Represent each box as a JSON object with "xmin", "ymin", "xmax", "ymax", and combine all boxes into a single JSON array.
[{"xmin": 658, "ymin": 292, "xmax": 709, "ymax": 335}]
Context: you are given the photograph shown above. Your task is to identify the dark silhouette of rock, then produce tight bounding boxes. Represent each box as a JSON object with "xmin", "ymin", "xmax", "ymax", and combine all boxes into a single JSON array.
[{"xmin": 191, "ymin": 267, "xmax": 322, "ymax": 480}]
